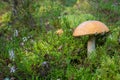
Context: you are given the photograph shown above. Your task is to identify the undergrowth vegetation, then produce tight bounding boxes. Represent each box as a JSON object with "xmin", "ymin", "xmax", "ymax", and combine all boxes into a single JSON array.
[{"xmin": 0, "ymin": 0, "xmax": 120, "ymax": 80}]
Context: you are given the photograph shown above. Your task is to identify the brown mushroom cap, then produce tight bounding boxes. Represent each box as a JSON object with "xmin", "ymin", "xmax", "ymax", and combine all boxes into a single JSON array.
[
  {"xmin": 73, "ymin": 21, "xmax": 109, "ymax": 37},
  {"xmin": 56, "ymin": 29, "xmax": 63, "ymax": 35}
]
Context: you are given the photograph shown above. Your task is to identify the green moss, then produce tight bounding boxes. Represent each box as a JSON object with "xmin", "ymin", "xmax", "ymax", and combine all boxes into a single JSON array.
[{"xmin": 0, "ymin": 0, "xmax": 120, "ymax": 79}]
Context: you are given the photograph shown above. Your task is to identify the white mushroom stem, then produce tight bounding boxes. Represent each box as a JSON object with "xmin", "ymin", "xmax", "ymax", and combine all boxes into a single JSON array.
[{"xmin": 87, "ymin": 35, "xmax": 95, "ymax": 55}]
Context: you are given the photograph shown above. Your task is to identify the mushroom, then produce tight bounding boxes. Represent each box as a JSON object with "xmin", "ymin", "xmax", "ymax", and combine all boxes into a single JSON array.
[
  {"xmin": 73, "ymin": 21, "xmax": 109, "ymax": 56},
  {"xmin": 56, "ymin": 29, "xmax": 63, "ymax": 35}
]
